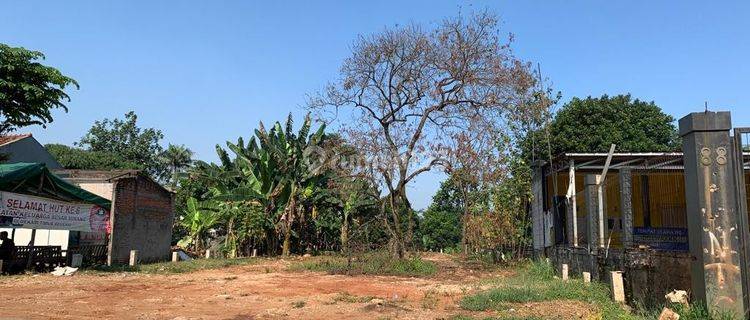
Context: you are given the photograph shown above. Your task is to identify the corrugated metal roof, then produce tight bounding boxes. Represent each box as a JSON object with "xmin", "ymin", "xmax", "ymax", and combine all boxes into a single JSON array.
[{"xmin": 0, "ymin": 133, "xmax": 32, "ymax": 147}]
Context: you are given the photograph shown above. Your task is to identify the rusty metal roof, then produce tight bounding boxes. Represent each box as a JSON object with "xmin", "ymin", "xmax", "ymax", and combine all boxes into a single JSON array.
[
  {"xmin": 545, "ymin": 152, "xmax": 750, "ymax": 175},
  {"xmin": 0, "ymin": 133, "xmax": 32, "ymax": 147}
]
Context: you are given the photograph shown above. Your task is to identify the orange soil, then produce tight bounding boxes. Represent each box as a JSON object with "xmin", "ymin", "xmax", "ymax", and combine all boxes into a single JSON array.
[{"xmin": 0, "ymin": 254, "xmax": 594, "ymax": 320}]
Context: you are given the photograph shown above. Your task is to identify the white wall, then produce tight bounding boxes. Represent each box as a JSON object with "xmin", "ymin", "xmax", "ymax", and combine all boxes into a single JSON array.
[{"xmin": 0, "ymin": 228, "xmax": 70, "ymax": 249}]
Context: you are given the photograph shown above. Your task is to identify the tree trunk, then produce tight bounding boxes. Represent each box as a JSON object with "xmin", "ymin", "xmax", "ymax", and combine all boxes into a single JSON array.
[
  {"xmin": 460, "ymin": 183, "xmax": 470, "ymax": 254},
  {"xmin": 340, "ymin": 210, "xmax": 349, "ymax": 254},
  {"xmin": 282, "ymin": 196, "xmax": 296, "ymax": 256},
  {"xmin": 282, "ymin": 226, "xmax": 292, "ymax": 256},
  {"xmin": 389, "ymin": 193, "xmax": 405, "ymax": 259}
]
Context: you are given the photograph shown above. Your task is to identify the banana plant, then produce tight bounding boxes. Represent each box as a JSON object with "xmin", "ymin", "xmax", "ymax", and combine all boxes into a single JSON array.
[{"xmin": 179, "ymin": 197, "xmax": 220, "ymax": 253}]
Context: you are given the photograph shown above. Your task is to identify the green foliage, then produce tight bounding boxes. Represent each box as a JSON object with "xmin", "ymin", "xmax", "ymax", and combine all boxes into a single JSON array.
[
  {"xmin": 333, "ymin": 292, "xmax": 377, "ymax": 303},
  {"xmin": 429, "ymin": 177, "xmax": 465, "ymax": 214},
  {"xmin": 450, "ymin": 315, "xmax": 542, "ymax": 320},
  {"xmin": 0, "ymin": 43, "xmax": 78, "ymax": 134},
  {"xmin": 161, "ymin": 144, "xmax": 193, "ymax": 187},
  {"xmin": 178, "ymin": 197, "xmax": 220, "ymax": 252},
  {"xmin": 462, "ymin": 260, "xmax": 638, "ymax": 319},
  {"xmin": 78, "ymin": 111, "xmax": 167, "ymax": 180},
  {"xmin": 524, "ymin": 94, "xmax": 678, "ymax": 159},
  {"xmin": 88, "ymin": 257, "xmax": 258, "ymax": 274},
  {"xmin": 291, "ymin": 252, "xmax": 437, "ymax": 277},
  {"xmin": 46, "ymin": 143, "xmax": 141, "ymax": 170},
  {"xmin": 192, "ymin": 113, "xmax": 342, "ymax": 256},
  {"xmin": 420, "ymin": 209, "xmax": 461, "ymax": 251}
]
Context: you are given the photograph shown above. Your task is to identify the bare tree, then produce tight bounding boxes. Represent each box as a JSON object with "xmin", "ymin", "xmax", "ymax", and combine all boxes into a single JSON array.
[{"xmin": 310, "ymin": 11, "xmax": 546, "ymax": 258}]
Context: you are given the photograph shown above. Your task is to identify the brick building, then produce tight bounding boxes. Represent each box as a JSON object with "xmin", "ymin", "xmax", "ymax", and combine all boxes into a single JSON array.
[{"xmin": 55, "ymin": 170, "xmax": 175, "ymax": 264}]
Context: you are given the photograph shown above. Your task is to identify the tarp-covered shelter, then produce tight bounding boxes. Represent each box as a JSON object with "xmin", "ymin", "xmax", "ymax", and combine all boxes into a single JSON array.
[
  {"xmin": 0, "ymin": 162, "xmax": 111, "ymax": 208},
  {"xmin": 0, "ymin": 163, "xmax": 115, "ymax": 273}
]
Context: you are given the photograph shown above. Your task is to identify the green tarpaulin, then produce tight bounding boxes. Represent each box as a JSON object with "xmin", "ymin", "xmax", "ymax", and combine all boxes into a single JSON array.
[{"xmin": 0, "ymin": 162, "xmax": 111, "ymax": 208}]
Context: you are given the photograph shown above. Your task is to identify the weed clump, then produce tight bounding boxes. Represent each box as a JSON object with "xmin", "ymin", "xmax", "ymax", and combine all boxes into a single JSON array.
[{"xmin": 291, "ymin": 252, "xmax": 437, "ymax": 277}]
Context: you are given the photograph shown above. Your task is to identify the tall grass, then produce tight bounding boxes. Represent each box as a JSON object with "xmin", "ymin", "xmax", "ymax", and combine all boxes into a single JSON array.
[
  {"xmin": 290, "ymin": 252, "xmax": 437, "ymax": 277},
  {"xmin": 460, "ymin": 259, "xmax": 637, "ymax": 319},
  {"xmin": 87, "ymin": 257, "xmax": 259, "ymax": 274},
  {"xmin": 460, "ymin": 259, "xmax": 739, "ymax": 320}
]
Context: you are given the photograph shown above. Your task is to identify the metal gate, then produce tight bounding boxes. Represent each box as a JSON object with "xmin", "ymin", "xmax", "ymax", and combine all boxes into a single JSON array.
[{"xmin": 732, "ymin": 127, "xmax": 750, "ymax": 314}]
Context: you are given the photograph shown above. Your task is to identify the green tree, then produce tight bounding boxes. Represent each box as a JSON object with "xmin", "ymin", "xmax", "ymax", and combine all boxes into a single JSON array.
[
  {"xmin": 0, "ymin": 43, "xmax": 78, "ymax": 135},
  {"xmin": 310, "ymin": 12, "xmax": 546, "ymax": 258},
  {"xmin": 46, "ymin": 143, "xmax": 141, "ymax": 170},
  {"xmin": 420, "ymin": 176, "xmax": 464, "ymax": 252},
  {"xmin": 250, "ymin": 113, "xmax": 327, "ymax": 256},
  {"xmin": 179, "ymin": 197, "xmax": 220, "ymax": 253},
  {"xmin": 78, "ymin": 111, "xmax": 166, "ymax": 179},
  {"xmin": 525, "ymin": 94, "xmax": 678, "ymax": 159},
  {"xmin": 196, "ymin": 113, "xmax": 328, "ymax": 256},
  {"xmin": 420, "ymin": 209, "xmax": 461, "ymax": 251},
  {"xmin": 161, "ymin": 144, "xmax": 194, "ymax": 187}
]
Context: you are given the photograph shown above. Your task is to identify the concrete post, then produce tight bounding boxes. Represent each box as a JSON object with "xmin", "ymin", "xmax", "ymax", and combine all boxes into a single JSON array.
[
  {"xmin": 611, "ymin": 271, "xmax": 625, "ymax": 303},
  {"xmin": 619, "ymin": 168, "xmax": 634, "ymax": 248},
  {"xmin": 583, "ymin": 272, "xmax": 591, "ymax": 284},
  {"xmin": 584, "ymin": 175, "xmax": 600, "ymax": 250},
  {"xmin": 172, "ymin": 252, "xmax": 179, "ymax": 262},
  {"xmin": 205, "ymin": 249, "xmax": 211, "ymax": 259},
  {"xmin": 0, "ymin": 260, "xmax": 3, "ymax": 274},
  {"xmin": 561, "ymin": 264, "xmax": 569, "ymax": 281},
  {"xmin": 565, "ymin": 195, "xmax": 576, "ymax": 246},
  {"xmin": 568, "ymin": 160, "xmax": 579, "ymax": 247},
  {"xmin": 70, "ymin": 254, "xmax": 83, "ymax": 268},
  {"xmin": 680, "ymin": 111, "xmax": 748, "ymax": 317},
  {"xmin": 129, "ymin": 250, "xmax": 138, "ymax": 267},
  {"xmin": 252, "ymin": 248, "xmax": 257, "ymax": 257}
]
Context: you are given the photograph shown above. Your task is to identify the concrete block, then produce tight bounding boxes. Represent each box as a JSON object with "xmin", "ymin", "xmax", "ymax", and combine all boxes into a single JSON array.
[
  {"xmin": 561, "ymin": 264, "xmax": 569, "ymax": 281},
  {"xmin": 172, "ymin": 252, "xmax": 179, "ymax": 262},
  {"xmin": 70, "ymin": 254, "xmax": 83, "ymax": 268},
  {"xmin": 583, "ymin": 272, "xmax": 591, "ymax": 284},
  {"xmin": 611, "ymin": 271, "xmax": 625, "ymax": 303},
  {"xmin": 129, "ymin": 250, "xmax": 138, "ymax": 267}
]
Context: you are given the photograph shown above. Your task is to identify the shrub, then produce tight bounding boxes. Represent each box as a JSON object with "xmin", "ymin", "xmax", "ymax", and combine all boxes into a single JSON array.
[{"xmin": 291, "ymin": 252, "xmax": 437, "ymax": 277}]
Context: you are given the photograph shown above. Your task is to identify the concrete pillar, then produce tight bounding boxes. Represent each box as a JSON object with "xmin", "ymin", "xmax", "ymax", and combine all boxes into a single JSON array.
[
  {"xmin": 568, "ymin": 160, "xmax": 579, "ymax": 247},
  {"xmin": 611, "ymin": 271, "xmax": 625, "ymax": 303},
  {"xmin": 619, "ymin": 168, "xmax": 634, "ymax": 248},
  {"xmin": 531, "ymin": 161, "xmax": 546, "ymax": 253},
  {"xmin": 561, "ymin": 264, "xmax": 569, "ymax": 281},
  {"xmin": 129, "ymin": 250, "xmax": 138, "ymax": 267},
  {"xmin": 252, "ymin": 249, "xmax": 257, "ymax": 257},
  {"xmin": 680, "ymin": 111, "xmax": 748, "ymax": 317},
  {"xmin": 205, "ymin": 249, "xmax": 212, "ymax": 259},
  {"xmin": 584, "ymin": 175, "xmax": 600, "ymax": 251},
  {"xmin": 70, "ymin": 254, "xmax": 83, "ymax": 268},
  {"xmin": 583, "ymin": 272, "xmax": 591, "ymax": 284},
  {"xmin": 172, "ymin": 252, "xmax": 179, "ymax": 262}
]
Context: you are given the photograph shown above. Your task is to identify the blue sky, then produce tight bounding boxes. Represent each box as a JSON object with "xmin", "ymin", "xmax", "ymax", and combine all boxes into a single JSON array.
[{"xmin": 2, "ymin": 1, "xmax": 749, "ymax": 209}]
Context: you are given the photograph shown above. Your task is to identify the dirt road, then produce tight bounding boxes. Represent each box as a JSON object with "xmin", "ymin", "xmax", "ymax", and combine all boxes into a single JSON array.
[{"xmin": 0, "ymin": 254, "xmax": 592, "ymax": 319}]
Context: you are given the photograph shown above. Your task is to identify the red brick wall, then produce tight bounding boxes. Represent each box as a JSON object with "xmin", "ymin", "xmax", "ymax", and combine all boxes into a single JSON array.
[{"xmin": 108, "ymin": 176, "xmax": 174, "ymax": 264}]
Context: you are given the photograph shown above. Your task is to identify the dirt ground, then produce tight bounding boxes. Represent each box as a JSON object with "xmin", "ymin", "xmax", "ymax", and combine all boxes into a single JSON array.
[{"xmin": 0, "ymin": 253, "xmax": 595, "ymax": 320}]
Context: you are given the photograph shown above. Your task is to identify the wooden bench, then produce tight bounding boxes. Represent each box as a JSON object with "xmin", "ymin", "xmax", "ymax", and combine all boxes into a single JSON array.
[
  {"xmin": 65, "ymin": 245, "xmax": 108, "ymax": 266},
  {"xmin": 2, "ymin": 246, "xmax": 65, "ymax": 274}
]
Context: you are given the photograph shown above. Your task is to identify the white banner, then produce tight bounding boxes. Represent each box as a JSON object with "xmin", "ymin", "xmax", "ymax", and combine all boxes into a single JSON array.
[{"xmin": 0, "ymin": 191, "xmax": 110, "ymax": 233}]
